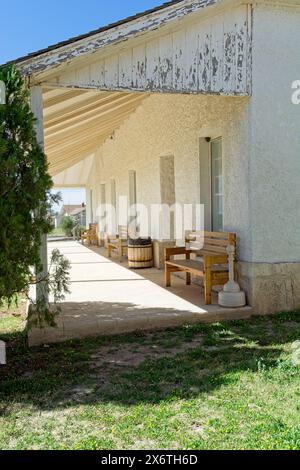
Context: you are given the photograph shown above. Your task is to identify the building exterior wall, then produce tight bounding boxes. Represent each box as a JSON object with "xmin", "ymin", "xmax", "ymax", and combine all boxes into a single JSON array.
[
  {"xmin": 248, "ymin": 4, "xmax": 300, "ymax": 263},
  {"xmin": 238, "ymin": 4, "xmax": 300, "ymax": 313},
  {"xmin": 86, "ymin": 92, "xmax": 252, "ymax": 258},
  {"xmin": 67, "ymin": 3, "xmax": 300, "ymax": 315}
]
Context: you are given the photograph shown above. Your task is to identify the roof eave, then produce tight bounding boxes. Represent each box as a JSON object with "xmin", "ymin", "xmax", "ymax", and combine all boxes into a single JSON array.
[{"xmin": 13, "ymin": 0, "xmax": 222, "ymax": 78}]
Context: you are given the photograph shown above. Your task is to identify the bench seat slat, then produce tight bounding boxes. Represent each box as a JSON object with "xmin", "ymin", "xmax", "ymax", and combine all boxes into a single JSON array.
[
  {"xmin": 166, "ymin": 259, "xmax": 229, "ymax": 273},
  {"xmin": 108, "ymin": 240, "xmax": 128, "ymax": 247}
]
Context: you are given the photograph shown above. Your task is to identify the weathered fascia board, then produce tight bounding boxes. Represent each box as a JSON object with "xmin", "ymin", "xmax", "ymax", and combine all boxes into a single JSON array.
[
  {"xmin": 18, "ymin": 0, "xmax": 218, "ymax": 78},
  {"xmin": 62, "ymin": 5, "xmax": 250, "ymax": 96},
  {"xmin": 40, "ymin": 4, "xmax": 252, "ymax": 96}
]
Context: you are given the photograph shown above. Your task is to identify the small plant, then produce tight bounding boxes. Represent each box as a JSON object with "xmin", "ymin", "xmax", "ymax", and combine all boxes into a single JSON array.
[
  {"xmin": 60, "ymin": 215, "xmax": 76, "ymax": 237},
  {"xmin": 257, "ymin": 357, "xmax": 268, "ymax": 373},
  {"xmin": 28, "ymin": 249, "xmax": 71, "ymax": 328}
]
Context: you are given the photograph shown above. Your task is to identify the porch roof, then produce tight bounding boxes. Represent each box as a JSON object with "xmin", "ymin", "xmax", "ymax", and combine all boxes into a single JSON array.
[
  {"xmin": 20, "ymin": 0, "xmax": 254, "ymax": 180},
  {"xmin": 44, "ymin": 88, "xmax": 146, "ymax": 176},
  {"xmin": 10, "ymin": 0, "xmax": 299, "ymax": 78}
]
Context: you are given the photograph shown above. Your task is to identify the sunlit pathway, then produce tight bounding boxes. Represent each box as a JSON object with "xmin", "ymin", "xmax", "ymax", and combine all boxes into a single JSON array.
[{"xmin": 29, "ymin": 241, "xmax": 253, "ymax": 346}]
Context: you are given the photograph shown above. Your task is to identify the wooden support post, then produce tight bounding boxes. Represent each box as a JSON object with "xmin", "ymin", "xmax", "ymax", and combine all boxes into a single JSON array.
[
  {"xmin": 30, "ymin": 86, "xmax": 49, "ymax": 306},
  {"xmin": 86, "ymin": 188, "xmax": 93, "ymax": 228}
]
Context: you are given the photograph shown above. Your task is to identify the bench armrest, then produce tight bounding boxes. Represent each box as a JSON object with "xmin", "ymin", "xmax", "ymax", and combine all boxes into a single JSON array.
[{"xmin": 165, "ymin": 246, "xmax": 189, "ymax": 261}]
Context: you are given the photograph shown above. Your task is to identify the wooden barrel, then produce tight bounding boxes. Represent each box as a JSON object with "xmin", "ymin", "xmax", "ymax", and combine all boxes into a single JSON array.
[{"xmin": 128, "ymin": 243, "xmax": 153, "ymax": 269}]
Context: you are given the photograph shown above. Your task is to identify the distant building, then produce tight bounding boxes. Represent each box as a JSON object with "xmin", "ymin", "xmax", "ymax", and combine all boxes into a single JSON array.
[{"xmin": 59, "ymin": 203, "xmax": 86, "ymax": 227}]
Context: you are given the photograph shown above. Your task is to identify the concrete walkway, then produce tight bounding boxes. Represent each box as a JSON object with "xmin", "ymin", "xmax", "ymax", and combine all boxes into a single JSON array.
[{"xmin": 29, "ymin": 241, "xmax": 253, "ymax": 346}]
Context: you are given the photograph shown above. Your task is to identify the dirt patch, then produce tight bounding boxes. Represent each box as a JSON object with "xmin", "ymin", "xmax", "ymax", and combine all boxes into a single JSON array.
[
  {"xmin": 69, "ymin": 385, "xmax": 96, "ymax": 401},
  {"xmin": 90, "ymin": 334, "xmax": 204, "ymax": 370},
  {"xmin": 0, "ymin": 297, "xmax": 27, "ymax": 317}
]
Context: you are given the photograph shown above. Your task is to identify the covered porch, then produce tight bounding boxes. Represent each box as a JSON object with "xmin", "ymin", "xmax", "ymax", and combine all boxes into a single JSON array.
[
  {"xmin": 29, "ymin": 240, "xmax": 253, "ymax": 346},
  {"xmin": 23, "ymin": 0, "xmax": 261, "ymax": 346}
]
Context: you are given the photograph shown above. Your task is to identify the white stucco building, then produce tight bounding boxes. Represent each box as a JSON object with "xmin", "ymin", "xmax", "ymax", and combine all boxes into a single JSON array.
[{"xmin": 13, "ymin": 0, "xmax": 300, "ymax": 314}]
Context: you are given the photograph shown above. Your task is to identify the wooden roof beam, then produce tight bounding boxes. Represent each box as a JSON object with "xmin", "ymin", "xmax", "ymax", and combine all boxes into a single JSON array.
[
  {"xmin": 43, "ymin": 89, "xmax": 87, "ymax": 109},
  {"xmin": 44, "ymin": 91, "xmax": 123, "ymax": 125},
  {"xmin": 45, "ymin": 95, "xmax": 145, "ymax": 142},
  {"xmin": 46, "ymin": 107, "xmax": 137, "ymax": 152},
  {"xmin": 45, "ymin": 92, "xmax": 134, "ymax": 131}
]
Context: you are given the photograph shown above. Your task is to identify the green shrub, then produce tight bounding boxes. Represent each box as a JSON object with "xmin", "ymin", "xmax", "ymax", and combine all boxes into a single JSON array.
[
  {"xmin": 0, "ymin": 65, "xmax": 53, "ymax": 304},
  {"xmin": 0, "ymin": 65, "xmax": 70, "ymax": 323},
  {"xmin": 60, "ymin": 216, "xmax": 76, "ymax": 237}
]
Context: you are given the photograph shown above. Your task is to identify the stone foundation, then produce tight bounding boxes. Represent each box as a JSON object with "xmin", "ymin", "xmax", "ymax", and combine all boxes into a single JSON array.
[
  {"xmin": 145, "ymin": 244, "xmax": 300, "ymax": 315},
  {"xmin": 238, "ymin": 261, "xmax": 300, "ymax": 314}
]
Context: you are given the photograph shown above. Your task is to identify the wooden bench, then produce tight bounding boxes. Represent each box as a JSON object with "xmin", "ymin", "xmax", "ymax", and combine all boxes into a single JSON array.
[
  {"xmin": 81, "ymin": 223, "xmax": 98, "ymax": 246},
  {"xmin": 107, "ymin": 225, "xmax": 129, "ymax": 261},
  {"xmin": 165, "ymin": 230, "xmax": 237, "ymax": 305}
]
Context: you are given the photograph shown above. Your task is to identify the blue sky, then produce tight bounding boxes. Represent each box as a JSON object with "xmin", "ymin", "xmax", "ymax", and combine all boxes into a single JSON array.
[
  {"xmin": 53, "ymin": 188, "xmax": 86, "ymax": 212},
  {"xmin": 1, "ymin": 0, "xmax": 164, "ymax": 64},
  {"xmin": 2, "ymin": 1, "xmax": 164, "ymax": 207}
]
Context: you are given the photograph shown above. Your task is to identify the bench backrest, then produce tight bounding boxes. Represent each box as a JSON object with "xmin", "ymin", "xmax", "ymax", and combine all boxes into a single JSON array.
[
  {"xmin": 118, "ymin": 225, "xmax": 128, "ymax": 240},
  {"xmin": 185, "ymin": 230, "xmax": 236, "ymax": 255},
  {"xmin": 89, "ymin": 223, "xmax": 98, "ymax": 234}
]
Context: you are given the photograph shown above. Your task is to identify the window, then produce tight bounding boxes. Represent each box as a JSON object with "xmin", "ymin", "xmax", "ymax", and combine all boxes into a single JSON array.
[
  {"xmin": 129, "ymin": 171, "xmax": 137, "ymax": 208},
  {"xmin": 110, "ymin": 179, "xmax": 117, "ymax": 233},
  {"xmin": 211, "ymin": 138, "xmax": 224, "ymax": 232},
  {"xmin": 100, "ymin": 184, "xmax": 106, "ymax": 233}
]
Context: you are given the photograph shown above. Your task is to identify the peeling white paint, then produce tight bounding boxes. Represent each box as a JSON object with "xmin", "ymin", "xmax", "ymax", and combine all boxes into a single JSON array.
[
  {"xmin": 17, "ymin": 1, "xmax": 252, "ymax": 96},
  {"xmin": 53, "ymin": 5, "xmax": 251, "ymax": 95},
  {"xmin": 17, "ymin": 1, "xmax": 217, "ymax": 76}
]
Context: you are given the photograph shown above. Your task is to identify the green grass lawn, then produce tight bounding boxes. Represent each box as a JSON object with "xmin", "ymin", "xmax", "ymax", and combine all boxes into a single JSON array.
[
  {"xmin": 0, "ymin": 305, "xmax": 300, "ymax": 450},
  {"xmin": 49, "ymin": 227, "xmax": 66, "ymax": 238}
]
